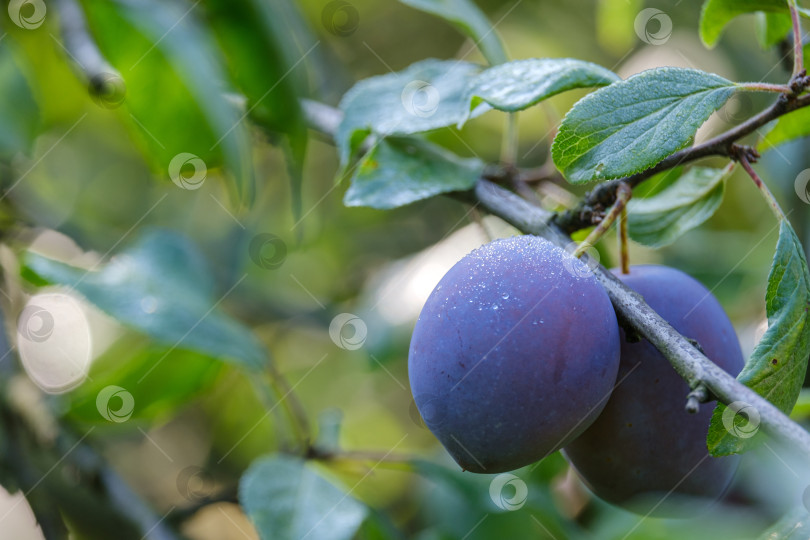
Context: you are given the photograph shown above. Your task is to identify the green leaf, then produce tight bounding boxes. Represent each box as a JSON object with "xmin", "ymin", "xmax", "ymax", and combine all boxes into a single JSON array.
[
  {"xmin": 337, "ymin": 59, "xmax": 484, "ymax": 169},
  {"xmin": 761, "ymin": 107, "xmax": 810, "ymax": 149},
  {"xmin": 760, "ymin": 44, "xmax": 810, "ymax": 149},
  {"xmin": 700, "ymin": 0, "xmax": 810, "ymax": 48},
  {"xmin": 344, "ymin": 138, "xmax": 484, "ymax": 209},
  {"xmin": 789, "ymin": 388, "xmax": 810, "ymax": 421},
  {"xmin": 627, "ymin": 167, "xmax": 730, "ymax": 248},
  {"xmin": 203, "ymin": 0, "xmax": 309, "ymax": 218},
  {"xmin": 240, "ymin": 454, "xmax": 368, "ymax": 540},
  {"xmin": 757, "ymin": 508, "xmax": 810, "ymax": 539},
  {"xmin": 756, "ymin": 12, "xmax": 794, "ymax": 48},
  {"xmin": 0, "ymin": 46, "xmax": 39, "ymax": 158},
  {"xmin": 551, "ymin": 68, "xmax": 736, "ymax": 184},
  {"xmin": 80, "ymin": 0, "xmax": 254, "ymax": 204},
  {"xmin": 398, "ymin": 0, "xmax": 507, "ymax": 65},
  {"xmin": 23, "ymin": 229, "xmax": 266, "ymax": 370},
  {"xmin": 459, "ymin": 58, "xmax": 619, "ymax": 126},
  {"xmin": 708, "ymin": 220, "xmax": 810, "ymax": 455},
  {"xmin": 65, "ymin": 334, "xmax": 222, "ymax": 424}
]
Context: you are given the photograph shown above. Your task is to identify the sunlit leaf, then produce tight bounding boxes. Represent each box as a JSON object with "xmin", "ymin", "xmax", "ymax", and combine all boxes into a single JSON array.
[
  {"xmin": 700, "ymin": 0, "xmax": 810, "ymax": 48},
  {"xmin": 756, "ymin": 12, "xmax": 794, "ymax": 48}
]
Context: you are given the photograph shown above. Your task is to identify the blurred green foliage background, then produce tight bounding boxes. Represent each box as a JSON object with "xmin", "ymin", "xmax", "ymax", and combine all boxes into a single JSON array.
[{"xmin": 0, "ymin": 0, "xmax": 809, "ymax": 539}]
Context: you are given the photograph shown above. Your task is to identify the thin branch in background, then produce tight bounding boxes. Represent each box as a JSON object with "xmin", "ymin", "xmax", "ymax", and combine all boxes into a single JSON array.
[
  {"xmin": 54, "ymin": 0, "xmax": 126, "ymax": 106},
  {"xmin": 260, "ymin": 366, "xmax": 312, "ymax": 452},
  {"xmin": 574, "ymin": 183, "xmax": 632, "ymax": 258}
]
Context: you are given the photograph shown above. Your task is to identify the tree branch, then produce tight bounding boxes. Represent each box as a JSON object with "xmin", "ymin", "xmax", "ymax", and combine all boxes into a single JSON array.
[
  {"xmin": 554, "ymin": 89, "xmax": 810, "ymax": 234},
  {"xmin": 473, "ymin": 180, "xmax": 810, "ymax": 455},
  {"xmin": 54, "ymin": 0, "xmax": 126, "ymax": 107},
  {"xmin": 301, "ymin": 99, "xmax": 810, "ymax": 456}
]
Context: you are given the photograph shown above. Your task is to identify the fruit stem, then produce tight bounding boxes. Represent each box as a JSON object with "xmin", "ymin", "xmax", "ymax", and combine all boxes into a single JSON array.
[
  {"xmin": 619, "ymin": 205, "xmax": 630, "ymax": 274},
  {"xmin": 574, "ymin": 183, "xmax": 632, "ymax": 258},
  {"xmin": 736, "ymin": 150, "xmax": 787, "ymax": 222}
]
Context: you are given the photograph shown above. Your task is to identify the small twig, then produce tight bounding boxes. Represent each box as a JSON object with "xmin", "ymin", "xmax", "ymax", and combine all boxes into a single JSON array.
[
  {"xmin": 686, "ymin": 384, "xmax": 710, "ymax": 415},
  {"xmin": 54, "ymin": 0, "xmax": 126, "ymax": 108},
  {"xmin": 573, "ymin": 183, "xmax": 632, "ymax": 257},
  {"xmin": 788, "ymin": 0, "xmax": 805, "ymax": 78},
  {"xmin": 735, "ymin": 148, "xmax": 786, "ymax": 221}
]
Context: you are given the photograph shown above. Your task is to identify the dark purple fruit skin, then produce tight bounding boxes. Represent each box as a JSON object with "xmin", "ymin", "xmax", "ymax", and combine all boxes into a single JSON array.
[
  {"xmin": 408, "ymin": 236, "xmax": 620, "ymax": 473},
  {"xmin": 563, "ymin": 265, "xmax": 744, "ymax": 515}
]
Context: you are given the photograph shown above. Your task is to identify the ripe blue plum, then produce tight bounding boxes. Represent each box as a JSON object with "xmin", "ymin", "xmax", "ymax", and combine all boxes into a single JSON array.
[
  {"xmin": 563, "ymin": 265, "xmax": 745, "ymax": 515},
  {"xmin": 408, "ymin": 235, "xmax": 621, "ymax": 473}
]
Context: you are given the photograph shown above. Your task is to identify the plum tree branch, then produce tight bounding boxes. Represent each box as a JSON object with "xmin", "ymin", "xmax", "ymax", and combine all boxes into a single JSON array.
[
  {"xmin": 554, "ymin": 87, "xmax": 810, "ymax": 234},
  {"xmin": 472, "ymin": 180, "xmax": 810, "ymax": 455},
  {"xmin": 300, "ymin": 99, "xmax": 810, "ymax": 457}
]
